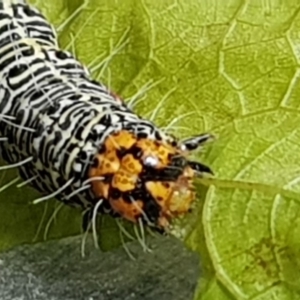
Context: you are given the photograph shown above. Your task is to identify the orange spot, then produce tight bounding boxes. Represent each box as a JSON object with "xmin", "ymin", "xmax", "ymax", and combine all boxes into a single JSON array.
[
  {"xmin": 100, "ymin": 151, "xmax": 120, "ymax": 174},
  {"xmin": 109, "ymin": 198, "xmax": 144, "ymax": 223},
  {"xmin": 121, "ymin": 154, "xmax": 142, "ymax": 173},
  {"xmin": 167, "ymin": 166, "xmax": 196, "ymax": 216},
  {"xmin": 92, "ymin": 181, "xmax": 110, "ymax": 199},
  {"xmin": 145, "ymin": 181, "xmax": 174, "ymax": 208},
  {"xmin": 112, "ymin": 170, "xmax": 136, "ymax": 192},
  {"xmin": 88, "ymin": 151, "xmax": 120, "ymax": 177},
  {"xmin": 168, "ymin": 189, "xmax": 195, "ymax": 215},
  {"xmin": 105, "ymin": 130, "xmax": 136, "ymax": 150},
  {"xmin": 136, "ymin": 139, "xmax": 177, "ymax": 168},
  {"xmin": 146, "ymin": 166, "xmax": 196, "ymax": 220}
]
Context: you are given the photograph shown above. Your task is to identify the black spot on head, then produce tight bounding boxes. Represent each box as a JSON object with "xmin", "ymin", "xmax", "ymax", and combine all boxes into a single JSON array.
[
  {"xmin": 143, "ymin": 198, "xmax": 160, "ymax": 223},
  {"xmin": 97, "ymin": 144, "xmax": 106, "ymax": 154},
  {"xmin": 122, "ymin": 193, "xmax": 133, "ymax": 203},
  {"xmin": 137, "ymin": 132, "xmax": 148, "ymax": 139},
  {"xmin": 103, "ymin": 174, "xmax": 113, "ymax": 183},
  {"xmin": 116, "ymin": 146, "xmax": 127, "ymax": 159},
  {"xmin": 127, "ymin": 188, "xmax": 143, "ymax": 201},
  {"xmin": 163, "ymin": 182, "xmax": 170, "ymax": 188},
  {"xmin": 142, "ymin": 163, "xmax": 182, "ymax": 181},
  {"xmin": 154, "ymin": 140, "xmax": 160, "ymax": 147},
  {"xmin": 135, "ymin": 180, "xmax": 143, "ymax": 190},
  {"xmin": 110, "ymin": 188, "xmax": 121, "ymax": 200},
  {"xmin": 129, "ymin": 145, "xmax": 143, "ymax": 159},
  {"xmin": 91, "ymin": 157, "xmax": 99, "ymax": 168}
]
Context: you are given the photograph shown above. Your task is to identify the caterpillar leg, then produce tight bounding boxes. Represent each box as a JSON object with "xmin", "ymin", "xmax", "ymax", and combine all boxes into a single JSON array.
[{"xmin": 179, "ymin": 133, "xmax": 214, "ymax": 152}]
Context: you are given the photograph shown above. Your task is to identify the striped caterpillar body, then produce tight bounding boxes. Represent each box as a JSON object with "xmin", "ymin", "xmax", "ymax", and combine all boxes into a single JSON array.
[{"xmin": 0, "ymin": 0, "xmax": 213, "ymax": 233}]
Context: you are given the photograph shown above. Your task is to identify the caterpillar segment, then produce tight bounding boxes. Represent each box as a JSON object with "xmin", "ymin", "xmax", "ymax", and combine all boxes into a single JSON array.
[{"xmin": 0, "ymin": 0, "xmax": 213, "ymax": 232}]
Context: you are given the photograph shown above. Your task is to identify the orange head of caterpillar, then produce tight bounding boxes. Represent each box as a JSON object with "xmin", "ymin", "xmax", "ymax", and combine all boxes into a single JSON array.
[{"xmin": 88, "ymin": 130, "xmax": 213, "ymax": 232}]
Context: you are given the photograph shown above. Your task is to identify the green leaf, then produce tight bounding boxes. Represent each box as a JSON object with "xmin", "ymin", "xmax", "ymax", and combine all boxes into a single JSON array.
[
  {"xmin": 0, "ymin": 166, "xmax": 82, "ymax": 251},
  {"xmin": 1, "ymin": 0, "xmax": 300, "ymax": 299}
]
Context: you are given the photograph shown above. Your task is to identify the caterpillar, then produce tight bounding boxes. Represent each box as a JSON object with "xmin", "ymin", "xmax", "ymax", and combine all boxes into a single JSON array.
[{"xmin": 0, "ymin": 0, "xmax": 213, "ymax": 236}]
